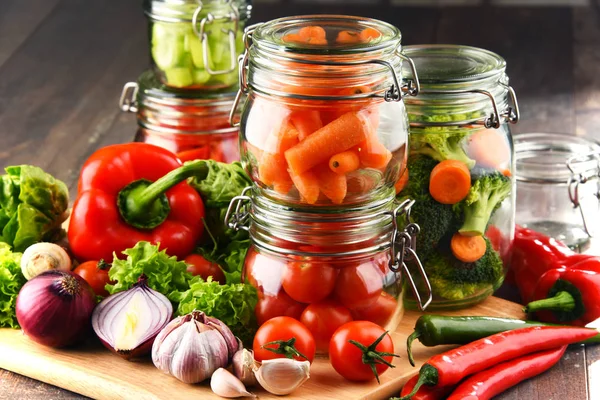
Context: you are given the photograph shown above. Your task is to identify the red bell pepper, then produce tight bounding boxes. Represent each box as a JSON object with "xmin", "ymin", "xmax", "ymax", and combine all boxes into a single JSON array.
[
  {"xmin": 512, "ymin": 225, "xmax": 597, "ymax": 302},
  {"xmin": 68, "ymin": 143, "xmax": 206, "ymax": 262},
  {"xmin": 524, "ymin": 260, "xmax": 600, "ymax": 326}
]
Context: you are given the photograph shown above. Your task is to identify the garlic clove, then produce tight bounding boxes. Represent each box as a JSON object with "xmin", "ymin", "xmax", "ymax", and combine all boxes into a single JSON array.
[
  {"xmin": 232, "ymin": 348, "xmax": 259, "ymax": 387},
  {"xmin": 211, "ymin": 368, "xmax": 256, "ymax": 398},
  {"xmin": 254, "ymin": 358, "xmax": 310, "ymax": 395}
]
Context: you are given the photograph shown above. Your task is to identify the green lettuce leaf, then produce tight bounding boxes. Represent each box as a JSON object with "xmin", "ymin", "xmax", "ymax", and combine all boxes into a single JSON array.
[
  {"xmin": 0, "ymin": 243, "xmax": 25, "ymax": 328},
  {"xmin": 188, "ymin": 161, "xmax": 252, "ymax": 208},
  {"xmin": 175, "ymin": 276, "xmax": 258, "ymax": 345},
  {"xmin": 106, "ymin": 241, "xmax": 192, "ymax": 302},
  {"xmin": 0, "ymin": 165, "xmax": 68, "ymax": 252}
]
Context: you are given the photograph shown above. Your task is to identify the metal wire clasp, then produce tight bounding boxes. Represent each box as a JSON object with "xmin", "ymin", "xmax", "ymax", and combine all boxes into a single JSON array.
[
  {"xmin": 119, "ymin": 82, "xmax": 139, "ymax": 113},
  {"xmin": 567, "ymin": 151, "xmax": 600, "ymax": 238},
  {"xmin": 388, "ymin": 199, "xmax": 432, "ymax": 311},
  {"xmin": 224, "ymin": 186, "xmax": 253, "ymax": 231},
  {"xmin": 192, "ymin": 0, "xmax": 239, "ymax": 76}
]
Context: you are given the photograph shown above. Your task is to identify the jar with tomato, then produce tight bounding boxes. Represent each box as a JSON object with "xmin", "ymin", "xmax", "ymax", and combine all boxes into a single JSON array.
[
  {"xmin": 400, "ymin": 45, "xmax": 520, "ymax": 310},
  {"xmin": 120, "ymin": 70, "xmax": 240, "ymax": 163},
  {"xmin": 225, "ymin": 188, "xmax": 431, "ymax": 354},
  {"xmin": 143, "ymin": 0, "xmax": 251, "ymax": 90},
  {"xmin": 231, "ymin": 15, "xmax": 420, "ymax": 207}
]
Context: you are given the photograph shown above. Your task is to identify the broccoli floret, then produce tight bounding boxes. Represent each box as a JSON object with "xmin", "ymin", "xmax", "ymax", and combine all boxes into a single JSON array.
[
  {"xmin": 425, "ymin": 238, "xmax": 505, "ymax": 300},
  {"xmin": 457, "ymin": 173, "xmax": 511, "ymax": 236},
  {"xmin": 410, "ymin": 128, "xmax": 476, "ymax": 169}
]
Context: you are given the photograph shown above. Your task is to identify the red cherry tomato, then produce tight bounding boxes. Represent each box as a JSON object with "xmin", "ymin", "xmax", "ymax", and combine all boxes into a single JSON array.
[
  {"xmin": 243, "ymin": 248, "xmax": 286, "ymax": 297},
  {"xmin": 255, "ymin": 291, "xmax": 306, "ymax": 326},
  {"xmin": 351, "ymin": 292, "xmax": 398, "ymax": 327},
  {"xmin": 329, "ymin": 321, "xmax": 397, "ymax": 382},
  {"xmin": 253, "ymin": 316, "xmax": 316, "ymax": 363},
  {"xmin": 333, "ymin": 261, "xmax": 383, "ymax": 310},
  {"xmin": 73, "ymin": 260, "xmax": 113, "ymax": 297},
  {"xmin": 184, "ymin": 254, "xmax": 226, "ymax": 284},
  {"xmin": 281, "ymin": 261, "xmax": 338, "ymax": 303},
  {"xmin": 300, "ymin": 300, "xmax": 353, "ymax": 353}
]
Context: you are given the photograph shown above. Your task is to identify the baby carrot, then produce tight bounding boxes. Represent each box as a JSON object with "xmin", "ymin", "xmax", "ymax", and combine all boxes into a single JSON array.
[
  {"xmin": 395, "ymin": 168, "xmax": 409, "ymax": 194},
  {"xmin": 273, "ymin": 180, "xmax": 293, "ymax": 195},
  {"xmin": 450, "ymin": 233, "xmax": 486, "ymax": 263},
  {"xmin": 259, "ymin": 123, "xmax": 298, "ymax": 187},
  {"xmin": 360, "ymin": 27, "xmax": 382, "ymax": 42},
  {"xmin": 428, "ymin": 160, "xmax": 471, "ymax": 205},
  {"xmin": 290, "ymin": 169, "xmax": 320, "ymax": 204},
  {"xmin": 282, "ymin": 33, "xmax": 302, "ymax": 44},
  {"xmin": 314, "ymin": 165, "xmax": 347, "ymax": 204},
  {"xmin": 336, "ymin": 30, "xmax": 361, "ymax": 44},
  {"xmin": 298, "ymin": 26, "xmax": 326, "ymax": 40},
  {"xmin": 329, "ymin": 150, "xmax": 360, "ymax": 174},
  {"xmin": 284, "ymin": 112, "xmax": 370, "ymax": 176},
  {"xmin": 467, "ymin": 128, "xmax": 511, "ymax": 171},
  {"xmin": 359, "ymin": 138, "xmax": 392, "ymax": 169},
  {"xmin": 291, "ymin": 111, "xmax": 323, "ymax": 141}
]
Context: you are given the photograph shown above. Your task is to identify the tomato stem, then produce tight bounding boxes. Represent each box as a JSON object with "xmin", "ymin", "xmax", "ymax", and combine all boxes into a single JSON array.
[
  {"xmin": 262, "ymin": 337, "xmax": 309, "ymax": 361},
  {"xmin": 97, "ymin": 259, "xmax": 111, "ymax": 271},
  {"xmin": 348, "ymin": 331, "xmax": 400, "ymax": 384}
]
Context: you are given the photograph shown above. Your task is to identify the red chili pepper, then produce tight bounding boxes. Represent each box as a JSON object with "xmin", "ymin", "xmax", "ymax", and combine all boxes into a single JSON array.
[
  {"xmin": 399, "ymin": 326, "xmax": 596, "ymax": 400},
  {"xmin": 446, "ymin": 346, "xmax": 567, "ymax": 400},
  {"xmin": 399, "ymin": 374, "xmax": 452, "ymax": 400},
  {"xmin": 525, "ymin": 261, "xmax": 600, "ymax": 326},
  {"xmin": 68, "ymin": 143, "xmax": 206, "ymax": 262}
]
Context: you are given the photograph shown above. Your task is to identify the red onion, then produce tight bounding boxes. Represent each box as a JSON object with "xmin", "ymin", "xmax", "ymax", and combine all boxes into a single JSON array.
[
  {"xmin": 92, "ymin": 276, "xmax": 172, "ymax": 359},
  {"xmin": 16, "ymin": 270, "xmax": 96, "ymax": 348}
]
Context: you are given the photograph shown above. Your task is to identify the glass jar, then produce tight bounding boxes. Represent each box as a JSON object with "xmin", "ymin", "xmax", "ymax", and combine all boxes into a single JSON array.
[
  {"xmin": 400, "ymin": 45, "xmax": 520, "ymax": 310},
  {"xmin": 515, "ymin": 133, "xmax": 600, "ymax": 252},
  {"xmin": 143, "ymin": 0, "xmax": 251, "ymax": 90},
  {"xmin": 120, "ymin": 70, "xmax": 240, "ymax": 162},
  {"xmin": 225, "ymin": 189, "xmax": 431, "ymax": 354},
  {"xmin": 232, "ymin": 15, "xmax": 420, "ymax": 206}
]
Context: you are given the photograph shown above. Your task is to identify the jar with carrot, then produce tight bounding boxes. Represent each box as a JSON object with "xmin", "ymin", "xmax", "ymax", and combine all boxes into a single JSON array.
[
  {"xmin": 120, "ymin": 71, "xmax": 241, "ymax": 163},
  {"xmin": 225, "ymin": 188, "xmax": 432, "ymax": 354},
  {"xmin": 231, "ymin": 15, "xmax": 419, "ymax": 206},
  {"xmin": 398, "ymin": 45, "xmax": 520, "ymax": 310}
]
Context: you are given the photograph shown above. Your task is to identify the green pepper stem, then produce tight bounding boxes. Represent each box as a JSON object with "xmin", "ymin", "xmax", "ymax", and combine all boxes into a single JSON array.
[
  {"xmin": 118, "ymin": 160, "xmax": 209, "ymax": 230},
  {"xmin": 524, "ymin": 291, "xmax": 576, "ymax": 314},
  {"xmin": 406, "ymin": 331, "xmax": 420, "ymax": 367}
]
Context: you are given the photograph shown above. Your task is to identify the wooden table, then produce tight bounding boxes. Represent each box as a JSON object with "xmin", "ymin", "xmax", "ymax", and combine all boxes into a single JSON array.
[{"xmin": 1, "ymin": 0, "xmax": 599, "ymax": 399}]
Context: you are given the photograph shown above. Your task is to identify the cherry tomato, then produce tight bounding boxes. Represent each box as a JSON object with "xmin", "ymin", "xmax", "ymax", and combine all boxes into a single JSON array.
[
  {"xmin": 300, "ymin": 300, "xmax": 353, "ymax": 353},
  {"xmin": 351, "ymin": 292, "xmax": 398, "ymax": 327},
  {"xmin": 184, "ymin": 254, "xmax": 226, "ymax": 284},
  {"xmin": 255, "ymin": 291, "xmax": 306, "ymax": 326},
  {"xmin": 73, "ymin": 260, "xmax": 113, "ymax": 297},
  {"xmin": 253, "ymin": 316, "xmax": 316, "ymax": 363},
  {"xmin": 281, "ymin": 261, "xmax": 338, "ymax": 303},
  {"xmin": 243, "ymin": 248, "xmax": 286, "ymax": 297},
  {"xmin": 333, "ymin": 261, "xmax": 383, "ymax": 310},
  {"xmin": 329, "ymin": 321, "xmax": 397, "ymax": 382}
]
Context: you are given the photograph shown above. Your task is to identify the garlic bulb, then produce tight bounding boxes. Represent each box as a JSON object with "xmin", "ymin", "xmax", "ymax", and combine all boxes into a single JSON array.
[
  {"xmin": 232, "ymin": 348, "xmax": 259, "ymax": 387},
  {"xmin": 211, "ymin": 368, "xmax": 256, "ymax": 398},
  {"xmin": 254, "ymin": 358, "xmax": 310, "ymax": 395},
  {"xmin": 152, "ymin": 311, "xmax": 238, "ymax": 384},
  {"xmin": 21, "ymin": 242, "xmax": 71, "ymax": 280}
]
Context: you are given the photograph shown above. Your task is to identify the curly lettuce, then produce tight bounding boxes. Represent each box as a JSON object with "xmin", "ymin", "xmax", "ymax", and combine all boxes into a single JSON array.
[
  {"xmin": 0, "ymin": 243, "xmax": 25, "ymax": 328},
  {"xmin": 0, "ymin": 165, "xmax": 69, "ymax": 252}
]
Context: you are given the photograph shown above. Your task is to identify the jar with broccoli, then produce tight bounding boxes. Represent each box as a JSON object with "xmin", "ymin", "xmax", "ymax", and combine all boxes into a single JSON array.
[{"xmin": 400, "ymin": 45, "xmax": 520, "ymax": 310}]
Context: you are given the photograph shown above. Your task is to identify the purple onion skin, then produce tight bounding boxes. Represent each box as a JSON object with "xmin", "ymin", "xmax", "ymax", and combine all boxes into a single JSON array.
[
  {"xmin": 16, "ymin": 271, "xmax": 96, "ymax": 348},
  {"xmin": 97, "ymin": 335, "xmax": 157, "ymax": 361}
]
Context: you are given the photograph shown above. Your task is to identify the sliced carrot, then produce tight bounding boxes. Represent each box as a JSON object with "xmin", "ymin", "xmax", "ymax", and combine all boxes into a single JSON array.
[
  {"xmin": 282, "ymin": 33, "xmax": 302, "ymax": 44},
  {"xmin": 395, "ymin": 168, "xmax": 409, "ymax": 194},
  {"xmin": 467, "ymin": 128, "xmax": 511, "ymax": 171},
  {"xmin": 290, "ymin": 169, "xmax": 320, "ymax": 204},
  {"xmin": 290, "ymin": 111, "xmax": 323, "ymax": 141},
  {"xmin": 329, "ymin": 150, "xmax": 360, "ymax": 175},
  {"xmin": 429, "ymin": 160, "xmax": 471, "ymax": 205},
  {"xmin": 298, "ymin": 26, "xmax": 326, "ymax": 40},
  {"xmin": 314, "ymin": 165, "xmax": 347, "ymax": 204},
  {"xmin": 451, "ymin": 233, "xmax": 486, "ymax": 263},
  {"xmin": 360, "ymin": 27, "xmax": 382, "ymax": 42},
  {"xmin": 336, "ymin": 30, "xmax": 361, "ymax": 44},
  {"xmin": 284, "ymin": 112, "xmax": 370, "ymax": 176},
  {"xmin": 305, "ymin": 37, "xmax": 327, "ymax": 45}
]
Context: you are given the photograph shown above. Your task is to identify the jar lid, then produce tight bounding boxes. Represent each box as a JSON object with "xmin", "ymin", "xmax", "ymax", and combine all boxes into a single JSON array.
[
  {"xmin": 144, "ymin": 0, "xmax": 251, "ymax": 23},
  {"xmin": 515, "ymin": 133, "xmax": 600, "ymax": 184}
]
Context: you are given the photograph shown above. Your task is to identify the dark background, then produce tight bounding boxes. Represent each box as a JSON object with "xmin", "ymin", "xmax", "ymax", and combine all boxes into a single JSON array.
[{"xmin": 0, "ymin": 0, "xmax": 599, "ymax": 399}]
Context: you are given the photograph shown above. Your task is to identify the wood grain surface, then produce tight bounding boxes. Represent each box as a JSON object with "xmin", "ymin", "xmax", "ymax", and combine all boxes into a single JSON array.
[
  {"xmin": 0, "ymin": 297, "xmax": 525, "ymax": 400},
  {"xmin": 1, "ymin": 1, "xmax": 599, "ymax": 399}
]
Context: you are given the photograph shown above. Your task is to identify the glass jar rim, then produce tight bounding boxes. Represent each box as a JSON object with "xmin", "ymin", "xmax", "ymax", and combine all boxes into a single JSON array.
[
  {"xmin": 515, "ymin": 132, "xmax": 600, "ymax": 184},
  {"xmin": 144, "ymin": 0, "xmax": 251, "ymax": 23}
]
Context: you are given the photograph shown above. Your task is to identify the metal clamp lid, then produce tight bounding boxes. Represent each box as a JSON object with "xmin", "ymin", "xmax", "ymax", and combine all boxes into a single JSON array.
[
  {"xmin": 387, "ymin": 199, "xmax": 432, "ymax": 311},
  {"xmin": 119, "ymin": 82, "xmax": 139, "ymax": 113},
  {"xmin": 229, "ymin": 23, "xmax": 421, "ymax": 127},
  {"xmin": 567, "ymin": 151, "xmax": 600, "ymax": 238},
  {"xmin": 192, "ymin": 0, "xmax": 239, "ymax": 76},
  {"xmin": 224, "ymin": 186, "xmax": 252, "ymax": 232}
]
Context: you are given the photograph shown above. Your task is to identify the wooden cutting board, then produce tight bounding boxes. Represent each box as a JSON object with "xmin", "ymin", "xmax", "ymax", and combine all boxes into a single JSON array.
[{"xmin": 0, "ymin": 296, "xmax": 524, "ymax": 400}]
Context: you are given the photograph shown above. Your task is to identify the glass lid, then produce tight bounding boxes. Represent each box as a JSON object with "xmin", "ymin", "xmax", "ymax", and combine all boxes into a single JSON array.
[
  {"xmin": 144, "ymin": 0, "xmax": 251, "ymax": 22},
  {"xmin": 252, "ymin": 15, "xmax": 401, "ymax": 55}
]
